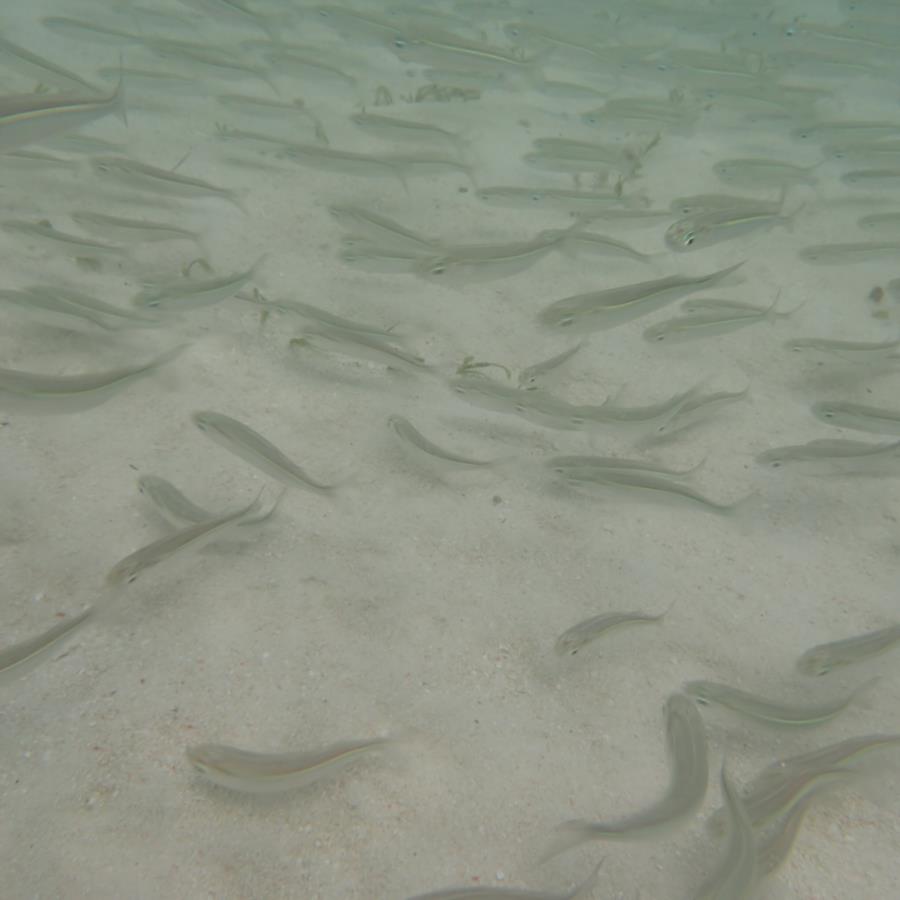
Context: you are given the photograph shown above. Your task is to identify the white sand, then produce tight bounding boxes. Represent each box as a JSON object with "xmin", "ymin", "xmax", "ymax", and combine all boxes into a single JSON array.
[{"xmin": 2, "ymin": 1, "xmax": 900, "ymax": 898}]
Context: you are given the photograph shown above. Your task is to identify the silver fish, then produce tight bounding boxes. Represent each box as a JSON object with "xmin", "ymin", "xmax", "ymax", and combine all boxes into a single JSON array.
[
  {"xmin": 812, "ymin": 400, "xmax": 900, "ymax": 435},
  {"xmin": 555, "ymin": 603, "xmax": 673, "ymax": 656},
  {"xmin": 0, "ymin": 608, "xmax": 92, "ymax": 684},
  {"xmin": 0, "ymin": 75, "xmax": 125, "ymax": 151},
  {"xmin": 71, "ymin": 211, "xmax": 201, "ymax": 245},
  {"xmin": 537, "ymin": 262, "xmax": 744, "ymax": 332},
  {"xmin": 544, "ymin": 693, "xmax": 707, "ymax": 853},
  {"xmin": 684, "ymin": 678, "xmax": 871, "ymax": 726},
  {"xmin": 665, "ymin": 204, "xmax": 795, "ymax": 251},
  {"xmin": 797, "ymin": 623, "xmax": 900, "ymax": 676},
  {"xmin": 756, "ymin": 438, "xmax": 900, "ymax": 472},
  {"xmin": 193, "ymin": 411, "xmax": 336, "ymax": 494},
  {"xmin": 0, "ymin": 346, "xmax": 183, "ymax": 414},
  {"xmin": 186, "ymin": 737, "xmax": 388, "ymax": 793},
  {"xmin": 107, "ymin": 493, "xmax": 263, "ymax": 586},
  {"xmin": 133, "ymin": 256, "xmax": 265, "ymax": 311},
  {"xmin": 798, "ymin": 242, "xmax": 900, "ymax": 264},
  {"xmin": 388, "ymin": 415, "xmax": 497, "ymax": 467}
]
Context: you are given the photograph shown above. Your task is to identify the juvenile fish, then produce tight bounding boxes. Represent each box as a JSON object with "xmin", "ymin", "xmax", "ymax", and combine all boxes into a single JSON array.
[
  {"xmin": 684, "ymin": 679, "xmax": 870, "ymax": 726},
  {"xmin": 812, "ymin": 400, "xmax": 900, "ymax": 435},
  {"xmin": 665, "ymin": 204, "xmax": 795, "ymax": 251},
  {"xmin": 106, "ymin": 493, "xmax": 263, "ymax": 586},
  {"xmin": 329, "ymin": 206, "xmax": 439, "ymax": 255},
  {"xmin": 71, "ymin": 211, "xmax": 201, "ymax": 245},
  {"xmin": 655, "ymin": 386, "xmax": 749, "ymax": 437},
  {"xmin": 554, "ymin": 603, "xmax": 673, "ymax": 656},
  {"xmin": 0, "ymin": 608, "xmax": 92, "ymax": 684},
  {"xmin": 857, "ymin": 212, "xmax": 900, "ymax": 234},
  {"xmin": 713, "ymin": 157, "xmax": 820, "ymax": 187},
  {"xmin": 693, "ymin": 765, "xmax": 758, "ymax": 900},
  {"xmin": 756, "ymin": 438, "xmax": 900, "ymax": 472},
  {"xmin": 798, "ymin": 242, "xmax": 900, "ymax": 264},
  {"xmin": 0, "ymin": 36, "xmax": 103, "ymax": 94},
  {"xmin": 90, "ymin": 155, "xmax": 243, "ymax": 209},
  {"xmin": 518, "ymin": 343, "xmax": 584, "ymax": 389},
  {"xmin": 797, "ymin": 623, "xmax": 900, "ymax": 676},
  {"xmin": 537, "ymin": 262, "xmax": 744, "ymax": 332},
  {"xmin": 841, "ymin": 168, "xmax": 900, "ymax": 187},
  {"xmin": 388, "ymin": 415, "xmax": 497, "ymax": 467},
  {"xmin": 544, "ymin": 693, "xmax": 707, "ymax": 854},
  {"xmin": 3, "ymin": 218, "xmax": 126, "ymax": 257},
  {"xmin": 0, "ymin": 346, "xmax": 183, "ymax": 414},
  {"xmin": 290, "ymin": 328, "xmax": 433, "ymax": 376},
  {"xmin": 787, "ymin": 337, "xmax": 900, "ymax": 361},
  {"xmin": 133, "ymin": 256, "xmax": 265, "ymax": 311},
  {"xmin": 670, "ymin": 193, "xmax": 774, "ymax": 216},
  {"xmin": 644, "ymin": 302, "xmax": 788, "ymax": 343},
  {"xmin": 186, "ymin": 737, "xmax": 388, "ymax": 793},
  {"xmin": 350, "ymin": 110, "xmax": 464, "ymax": 153},
  {"xmin": 0, "ymin": 75, "xmax": 125, "ymax": 151},
  {"xmin": 477, "ymin": 185, "xmax": 645, "ymax": 214},
  {"xmin": 193, "ymin": 411, "xmax": 336, "ymax": 494},
  {"xmin": 406, "ymin": 861, "xmax": 602, "ymax": 900},
  {"xmin": 137, "ymin": 475, "xmax": 280, "ymax": 528}
]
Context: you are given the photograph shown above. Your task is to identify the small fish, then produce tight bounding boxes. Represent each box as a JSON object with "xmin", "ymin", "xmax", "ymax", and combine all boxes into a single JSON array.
[
  {"xmin": 684, "ymin": 678, "xmax": 871, "ymax": 726},
  {"xmin": 477, "ymin": 185, "xmax": 645, "ymax": 214},
  {"xmin": 0, "ymin": 608, "xmax": 92, "ymax": 684},
  {"xmin": 0, "ymin": 346, "xmax": 183, "ymax": 414},
  {"xmin": 2, "ymin": 218, "xmax": 126, "ymax": 257},
  {"xmin": 387, "ymin": 415, "xmax": 497, "ymax": 467},
  {"xmin": 71, "ymin": 211, "xmax": 201, "ymax": 245},
  {"xmin": 798, "ymin": 242, "xmax": 900, "ymax": 264},
  {"xmin": 786, "ymin": 336, "xmax": 900, "ymax": 361},
  {"xmin": 812, "ymin": 400, "xmax": 900, "ymax": 435},
  {"xmin": 669, "ymin": 193, "xmax": 773, "ymax": 216},
  {"xmin": 758, "ymin": 733, "xmax": 900, "ymax": 781},
  {"xmin": 0, "ymin": 285, "xmax": 154, "ymax": 333},
  {"xmin": 554, "ymin": 603, "xmax": 673, "ymax": 656},
  {"xmin": 756, "ymin": 438, "xmax": 900, "ymax": 472},
  {"xmin": 518, "ymin": 342, "xmax": 584, "ymax": 389},
  {"xmin": 537, "ymin": 262, "xmax": 744, "ymax": 332},
  {"xmin": 0, "ymin": 75, "xmax": 125, "ymax": 152},
  {"xmin": 797, "ymin": 623, "xmax": 900, "ymax": 676},
  {"xmin": 756, "ymin": 791, "xmax": 820, "ymax": 876},
  {"xmin": 692, "ymin": 765, "xmax": 758, "ymax": 900},
  {"xmin": 406, "ymin": 861, "xmax": 602, "ymax": 900},
  {"xmin": 544, "ymin": 693, "xmax": 707, "ymax": 854},
  {"xmin": 0, "ymin": 35, "xmax": 103, "ymax": 94},
  {"xmin": 857, "ymin": 212, "xmax": 900, "ymax": 234},
  {"xmin": 106, "ymin": 493, "xmax": 263, "ymax": 586},
  {"xmin": 329, "ymin": 206, "xmax": 439, "ymax": 255},
  {"xmin": 713, "ymin": 157, "xmax": 820, "ymax": 187},
  {"xmin": 644, "ymin": 300, "xmax": 789, "ymax": 343},
  {"xmin": 193, "ymin": 411, "xmax": 336, "ymax": 494},
  {"xmin": 186, "ymin": 737, "xmax": 388, "ymax": 793},
  {"xmin": 290, "ymin": 328, "xmax": 433, "ymax": 376},
  {"xmin": 350, "ymin": 110, "xmax": 464, "ymax": 153},
  {"xmin": 665, "ymin": 203, "xmax": 796, "ymax": 251},
  {"xmin": 236, "ymin": 289, "xmax": 396, "ymax": 338},
  {"xmin": 655, "ymin": 386, "xmax": 749, "ymax": 438},
  {"xmin": 137, "ymin": 475, "xmax": 280, "ymax": 528},
  {"xmin": 132, "ymin": 256, "xmax": 265, "ymax": 311},
  {"xmin": 841, "ymin": 168, "xmax": 900, "ymax": 187},
  {"xmin": 90, "ymin": 155, "xmax": 243, "ymax": 209}
]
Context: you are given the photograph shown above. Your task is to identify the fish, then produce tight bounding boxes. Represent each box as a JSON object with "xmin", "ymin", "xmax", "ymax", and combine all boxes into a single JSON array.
[
  {"xmin": 40, "ymin": 17, "xmax": 142, "ymax": 45},
  {"xmin": 841, "ymin": 168, "xmax": 900, "ymax": 187},
  {"xmin": 106, "ymin": 493, "xmax": 263, "ymax": 586},
  {"xmin": 132, "ymin": 256, "xmax": 265, "ymax": 311},
  {"xmin": 654, "ymin": 386, "xmax": 750, "ymax": 438},
  {"xmin": 812, "ymin": 400, "xmax": 900, "ymax": 435},
  {"xmin": 192, "ymin": 411, "xmax": 336, "ymax": 494},
  {"xmin": 713, "ymin": 157, "xmax": 820, "ymax": 187},
  {"xmin": 798, "ymin": 242, "xmax": 900, "ymax": 264},
  {"xmin": 476, "ymin": 185, "xmax": 645, "ymax": 214},
  {"xmin": 90, "ymin": 155, "xmax": 243, "ymax": 209},
  {"xmin": 0, "ymin": 346, "xmax": 183, "ymax": 414},
  {"xmin": 0, "ymin": 75, "xmax": 125, "ymax": 151},
  {"xmin": 797, "ymin": 623, "xmax": 900, "ymax": 676},
  {"xmin": 0, "ymin": 608, "xmax": 92, "ymax": 684},
  {"xmin": 669, "ymin": 193, "xmax": 775, "ymax": 216},
  {"xmin": 289, "ymin": 328, "xmax": 433, "ymax": 376},
  {"xmin": 554, "ymin": 603, "xmax": 673, "ymax": 656},
  {"xmin": 756, "ymin": 438, "xmax": 900, "ymax": 472},
  {"xmin": 684, "ymin": 678, "xmax": 871, "ymax": 726},
  {"xmin": 349, "ymin": 110, "xmax": 464, "ymax": 153},
  {"xmin": 558, "ymin": 469, "xmax": 746, "ymax": 514},
  {"xmin": 0, "ymin": 36, "xmax": 103, "ymax": 94},
  {"xmin": 544, "ymin": 693, "xmax": 707, "ymax": 854},
  {"xmin": 2, "ymin": 218, "xmax": 126, "ymax": 257},
  {"xmin": 518, "ymin": 343, "xmax": 584, "ymax": 389},
  {"xmin": 644, "ymin": 300, "xmax": 789, "ymax": 343},
  {"xmin": 757, "ymin": 733, "xmax": 900, "ymax": 782},
  {"xmin": 71, "ymin": 211, "xmax": 201, "ymax": 245},
  {"xmin": 857, "ymin": 212, "xmax": 900, "ymax": 233},
  {"xmin": 756, "ymin": 791, "xmax": 821, "ymax": 876},
  {"xmin": 329, "ymin": 206, "xmax": 439, "ymax": 255},
  {"xmin": 406, "ymin": 861, "xmax": 603, "ymax": 900},
  {"xmin": 665, "ymin": 203, "xmax": 796, "ymax": 251},
  {"xmin": 137, "ymin": 475, "xmax": 281, "ymax": 528},
  {"xmin": 387, "ymin": 415, "xmax": 498, "ymax": 467},
  {"xmin": 216, "ymin": 93, "xmax": 327, "ymax": 141},
  {"xmin": 186, "ymin": 737, "xmax": 389, "ymax": 793},
  {"xmin": 536, "ymin": 262, "xmax": 744, "ymax": 332},
  {"xmin": 692, "ymin": 765, "xmax": 758, "ymax": 900},
  {"xmin": 786, "ymin": 337, "xmax": 900, "ymax": 361},
  {"xmin": 235, "ymin": 289, "xmax": 396, "ymax": 338}
]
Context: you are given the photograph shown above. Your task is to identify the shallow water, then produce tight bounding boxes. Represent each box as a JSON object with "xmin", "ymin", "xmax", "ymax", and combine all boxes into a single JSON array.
[{"xmin": 3, "ymin": 1, "xmax": 900, "ymax": 898}]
